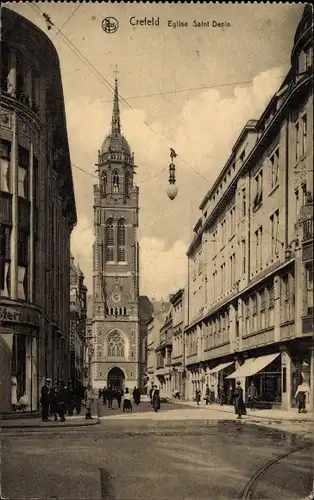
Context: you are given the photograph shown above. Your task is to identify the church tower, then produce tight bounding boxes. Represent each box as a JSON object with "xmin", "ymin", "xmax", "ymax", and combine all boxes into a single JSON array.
[{"xmin": 91, "ymin": 77, "xmax": 140, "ymax": 390}]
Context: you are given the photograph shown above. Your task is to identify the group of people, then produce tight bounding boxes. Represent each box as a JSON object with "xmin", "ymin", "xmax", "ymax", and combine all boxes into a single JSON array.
[
  {"xmin": 195, "ymin": 381, "xmax": 259, "ymax": 419},
  {"xmin": 98, "ymin": 386, "xmax": 142, "ymax": 412},
  {"xmin": 40, "ymin": 379, "xmax": 94, "ymax": 422}
]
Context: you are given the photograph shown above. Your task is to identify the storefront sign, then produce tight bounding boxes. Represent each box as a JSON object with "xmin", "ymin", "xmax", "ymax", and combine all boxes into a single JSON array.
[{"xmin": 0, "ymin": 305, "xmax": 41, "ymax": 327}]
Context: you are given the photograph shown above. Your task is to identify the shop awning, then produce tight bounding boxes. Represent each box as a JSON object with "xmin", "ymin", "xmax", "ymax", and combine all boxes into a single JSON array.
[
  {"xmin": 209, "ymin": 361, "xmax": 235, "ymax": 374},
  {"xmin": 227, "ymin": 353, "xmax": 280, "ymax": 379}
]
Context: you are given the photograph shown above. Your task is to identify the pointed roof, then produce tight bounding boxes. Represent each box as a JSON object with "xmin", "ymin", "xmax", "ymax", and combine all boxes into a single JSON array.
[
  {"xmin": 100, "ymin": 76, "xmax": 131, "ymax": 157},
  {"xmin": 111, "ymin": 78, "xmax": 121, "ymax": 134}
]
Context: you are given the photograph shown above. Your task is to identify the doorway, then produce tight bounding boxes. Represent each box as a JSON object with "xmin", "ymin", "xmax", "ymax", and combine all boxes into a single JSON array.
[{"xmin": 107, "ymin": 366, "xmax": 125, "ymax": 390}]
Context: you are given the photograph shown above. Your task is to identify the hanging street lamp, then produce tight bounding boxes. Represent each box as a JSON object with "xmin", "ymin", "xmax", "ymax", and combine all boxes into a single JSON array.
[{"xmin": 167, "ymin": 148, "xmax": 178, "ymax": 200}]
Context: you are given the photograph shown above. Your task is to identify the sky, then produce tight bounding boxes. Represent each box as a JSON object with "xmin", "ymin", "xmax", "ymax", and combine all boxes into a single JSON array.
[{"xmin": 6, "ymin": 2, "xmax": 305, "ymax": 300}]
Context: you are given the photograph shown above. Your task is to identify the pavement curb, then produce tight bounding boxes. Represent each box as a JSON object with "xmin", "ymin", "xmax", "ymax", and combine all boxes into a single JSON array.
[
  {"xmin": 0, "ymin": 420, "xmax": 100, "ymax": 430},
  {"xmin": 174, "ymin": 402, "xmax": 314, "ymax": 423}
]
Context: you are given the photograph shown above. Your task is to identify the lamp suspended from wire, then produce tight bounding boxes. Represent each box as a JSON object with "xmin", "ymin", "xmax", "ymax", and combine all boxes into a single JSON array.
[{"xmin": 167, "ymin": 148, "xmax": 178, "ymax": 200}]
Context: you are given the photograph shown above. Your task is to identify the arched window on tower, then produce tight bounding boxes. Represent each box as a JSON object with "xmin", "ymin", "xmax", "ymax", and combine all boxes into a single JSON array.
[
  {"xmin": 106, "ymin": 219, "xmax": 114, "ymax": 262},
  {"xmin": 107, "ymin": 330, "xmax": 125, "ymax": 358},
  {"xmin": 125, "ymin": 171, "xmax": 131, "ymax": 197},
  {"xmin": 117, "ymin": 218, "xmax": 126, "ymax": 262},
  {"xmin": 112, "ymin": 170, "xmax": 119, "ymax": 193}
]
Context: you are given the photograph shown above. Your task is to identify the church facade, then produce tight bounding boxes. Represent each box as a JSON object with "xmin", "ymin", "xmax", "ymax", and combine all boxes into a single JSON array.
[{"xmin": 91, "ymin": 78, "xmax": 150, "ymax": 391}]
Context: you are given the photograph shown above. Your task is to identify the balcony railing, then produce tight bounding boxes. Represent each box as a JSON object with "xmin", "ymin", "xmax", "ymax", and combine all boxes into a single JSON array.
[{"xmin": 303, "ymin": 218, "xmax": 313, "ymax": 241}]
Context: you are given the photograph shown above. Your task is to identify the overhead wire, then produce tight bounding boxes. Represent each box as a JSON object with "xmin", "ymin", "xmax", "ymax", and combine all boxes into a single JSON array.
[{"xmin": 29, "ymin": 4, "xmax": 289, "ymax": 245}]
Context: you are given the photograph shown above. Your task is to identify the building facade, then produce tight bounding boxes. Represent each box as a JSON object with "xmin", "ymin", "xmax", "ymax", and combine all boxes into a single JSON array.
[
  {"xmin": 0, "ymin": 8, "xmax": 77, "ymax": 412},
  {"xmin": 146, "ymin": 300, "xmax": 170, "ymax": 391},
  {"xmin": 185, "ymin": 6, "xmax": 313, "ymax": 410},
  {"xmin": 91, "ymin": 78, "xmax": 142, "ymax": 390},
  {"xmin": 69, "ymin": 255, "xmax": 87, "ymax": 386},
  {"xmin": 169, "ymin": 288, "xmax": 187, "ymax": 399}
]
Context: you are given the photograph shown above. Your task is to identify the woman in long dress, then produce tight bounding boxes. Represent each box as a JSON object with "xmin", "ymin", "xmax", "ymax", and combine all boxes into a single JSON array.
[
  {"xmin": 234, "ymin": 381, "xmax": 246, "ymax": 419},
  {"xmin": 152, "ymin": 389, "xmax": 161, "ymax": 412}
]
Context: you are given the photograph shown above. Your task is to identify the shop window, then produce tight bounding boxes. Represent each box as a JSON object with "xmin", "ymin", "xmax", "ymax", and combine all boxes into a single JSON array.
[{"xmin": 11, "ymin": 334, "xmax": 27, "ymax": 401}]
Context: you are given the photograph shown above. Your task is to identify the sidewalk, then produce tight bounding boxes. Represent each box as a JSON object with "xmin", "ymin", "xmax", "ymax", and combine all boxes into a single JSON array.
[
  {"xmin": 0, "ymin": 414, "xmax": 99, "ymax": 429},
  {"xmin": 174, "ymin": 399, "xmax": 314, "ymax": 422}
]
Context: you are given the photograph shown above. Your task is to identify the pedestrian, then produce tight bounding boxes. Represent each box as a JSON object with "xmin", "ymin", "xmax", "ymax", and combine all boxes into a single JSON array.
[
  {"xmin": 11, "ymin": 376, "xmax": 17, "ymax": 411},
  {"xmin": 234, "ymin": 381, "xmax": 246, "ymax": 419},
  {"xmin": 84, "ymin": 384, "xmax": 94, "ymax": 419},
  {"xmin": 102, "ymin": 386, "xmax": 108, "ymax": 405},
  {"xmin": 195, "ymin": 389, "xmax": 201, "ymax": 405},
  {"xmin": 133, "ymin": 387, "xmax": 140, "ymax": 405},
  {"xmin": 219, "ymin": 384, "xmax": 225, "ymax": 405},
  {"xmin": 107, "ymin": 386, "xmax": 113, "ymax": 409},
  {"xmin": 247, "ymin": 381, "xmax": 258, "ymax": 411},
  {"xmin": 65, "ymin": 382, "xmax": 74, "ymax": 416},
  {"xmin": 152, "ymin": 388, "xmax": 161, "ymax": 412},
  {"xmin": 50, "ymin": 381, "xmax": 59, "ymax": 421},
  {"xmin": 116, "ymin": 389, "xmax": 122, "ymax": 409},
  {"xmin": 209, "ymin": 385, "xmax": 215, "ymax": 404},
  {"xmin": 56, "ymin": 381, "xmax": 67, "ymax": 422},
  {"xmin": 149, "ymin": 386, "xmax": 154, "ymax": 404},
  {"xmin": 40, "ymin": 378, "xmax": 52, "ymax": 422},
  {"xmin": 122, "ymin": 388, "xmax": 132, "ymax": 412},
  {"xmin": 295, "ymin": 380, "xmax": 310, "ymax": 414},
  {"xmin": 204, "ymin": 384, "xmax": 210, "ymax": 405},
  {"xmin": 227, "ymin": 383, "xmax": 234, "ymax": 405},
  {"xmin": 98, "ymin": 388, "xmax": 103, "ymax": 400}
]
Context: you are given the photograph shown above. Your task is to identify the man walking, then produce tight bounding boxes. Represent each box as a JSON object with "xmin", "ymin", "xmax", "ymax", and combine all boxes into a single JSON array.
[
  {"xmin": 85, "ymin": 384, "xmax": 94, "ymax": 419},
  {"xmin": 40, "ymin": 378, "xmax": 52, "ymax": 422}
]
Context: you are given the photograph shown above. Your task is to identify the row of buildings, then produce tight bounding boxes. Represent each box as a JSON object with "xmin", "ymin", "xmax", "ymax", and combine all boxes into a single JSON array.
[
  {"xmin": 146, "ymin": 6, "xmax": 313, "ymax": 411},
  {"xmin": 0, "ymin": 8, "xmax": 87, "ymax": 413}
]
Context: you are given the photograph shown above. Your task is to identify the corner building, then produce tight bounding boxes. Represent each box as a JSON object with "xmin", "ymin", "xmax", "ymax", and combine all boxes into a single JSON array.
[
  {"xmin": 185, "ymin": 6, "xmax": 313, "ymax": 410},
  {"xmin": 91, "ymin": 79, "xmax": 141, "ymax": 390},
  {"xmin": 0, "ymin": 8, "xmax": 77, "ymax": 412}
]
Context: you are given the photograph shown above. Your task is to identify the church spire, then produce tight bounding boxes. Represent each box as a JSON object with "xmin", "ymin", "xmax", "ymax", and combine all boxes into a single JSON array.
[{"xmin": 111, "ymin": 71, "xmax": 121, "ymax": 134}]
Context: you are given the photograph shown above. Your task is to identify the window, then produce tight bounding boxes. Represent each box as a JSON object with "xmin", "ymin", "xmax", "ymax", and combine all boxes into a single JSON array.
[
  {"xmin": 302, "ymin": 114, "xmax": 307, "ymax": 156},
  {"xmin": 0, "ymin": 43, "xmax": 9, "ymax": 92},
  {"xmin": 213, "ymin": 230, "xmax": 218, "ymax": 255},
  {"xmin": 17, "ymin": 232, "xmax": 28, "ymax": 267},
  {"xmin": 0, "ymin": 157, "xmax": 10, "ymax": 193},
  {"xmin": 268, "ymin": 285, "xmax": 275, "ymax": 309},
  {"xmin": 221, "ymin": 218, "xmax": 226, "ymax": 247},
  {"xmin": 255, "ymin": 226, "xmax": 263, "ymax": 270},
  {"xmin": 240, "ymin": 150, "xmax": 245, "ymax": 164},
  {"xmin": 117, "ymin": 218, "xmax": 126, "ymax": 262},
  {"xmin": 241, "ymin": 240, "xmax": 246, "ymax": 275},
  {"xmin": 220, "ymin": 263, "xmax": 225, "ymax": 295},
  {"xmin": 112, "ymin": 170, "xmax": 119, "ymax": 193},
  {"xmin": 106, "ymin": 219, "xmax": 114, "ymax": 262},
  {"xmin": 270, "ymin": 148, "xmax": 279, "ymax": 189},
  {"xmin": 281, "ymin": 275, "xmax": 290, "ymax": 322},
  {"xmin": 230, "ymin": 206, "xmax": 236, "ymax": 236},
  {"xmin": 230, "ymin": 253, "xmax": 236, "ymax": 288},
  {"xmin": 253, "ymin": 169, "xmax": 263, "ymax": 209},
  {"xmin": 213, "ymin": 270, "xmax": 217, "ymax": 297},
  {"xmin": 306, "ymin": 266, "xmax": 313, "ymax": 315},
  {"xmin": 270, "ymin": 210, "xmax": 280, "ymax": 259},
  {"xmin": 295, "ymin": 122, "xmax": 300, "ymax": 161},
  {"xmin": 107, "ymin": 330, "xmax": 125, "ymax": 358},
  {"xmin": 295, "ymin": 190, "xmax": 300, "ymax": 220},
  {"xmin": 242, "ymin": 188, "xmax": 246, "ymax": 216},
  {"xmin": 302, "ymin": 184, "xmax": 307, "ymax": 205}
]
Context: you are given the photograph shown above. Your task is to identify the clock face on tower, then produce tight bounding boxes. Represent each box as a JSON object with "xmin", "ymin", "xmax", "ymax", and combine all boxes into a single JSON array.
[{"xmin": 112, "ymin": 293, "xmax": 121, "ymax": 303}]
